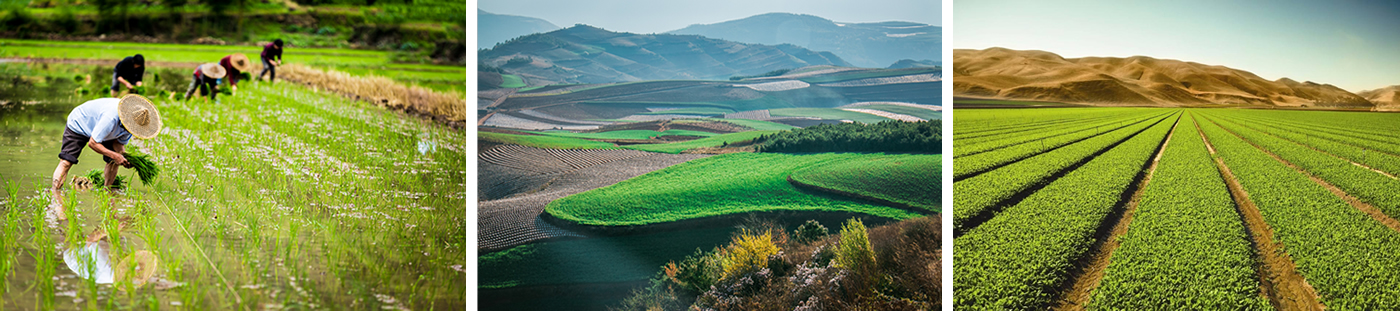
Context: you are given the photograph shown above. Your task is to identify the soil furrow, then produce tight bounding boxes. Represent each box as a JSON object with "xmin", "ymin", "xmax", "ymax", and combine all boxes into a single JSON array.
[
  {"xmin": 1196, "ymin": 115, "xmax": 1325, "ymax": 311},
  {"xmin": 1206, "ymin": 117, "xmax": 1400, "ymax": 233},
  {"xmin": 1051, "ymin": 110, "xmax": 1180, "ymax": 310},
  {"xmin": 1224, "ymin": 118, "xmax": 1398, "ymax": 180}
]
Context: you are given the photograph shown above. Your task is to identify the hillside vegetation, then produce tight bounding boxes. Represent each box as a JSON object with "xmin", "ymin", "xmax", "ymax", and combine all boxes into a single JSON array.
[{"xmin": 756, "ymin": 120, "xmax": 940, "ymax": 153}]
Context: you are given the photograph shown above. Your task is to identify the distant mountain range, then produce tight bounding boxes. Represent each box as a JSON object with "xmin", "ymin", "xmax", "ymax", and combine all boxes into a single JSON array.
[
  {"xmin": 1359, "ymin": 85, "xmax": 1400, "ymax": 111},
  {"xmin": 668, "ymin": 13, "xmax": 939, "ymax": 68},
  {"xmin": 953, "ymin": 48, "xmax": 1375, "ymax": 108},
  {"xmin": 888, "ymin": 59, "xmax": 939, "ymax": 69},
  {"xmin": 478, "ymin": 10, "xmax": 560, "ymax": 49},
  {"xmin": 479, "ymin": 25, "xmax": 851, "ymax": 85}
]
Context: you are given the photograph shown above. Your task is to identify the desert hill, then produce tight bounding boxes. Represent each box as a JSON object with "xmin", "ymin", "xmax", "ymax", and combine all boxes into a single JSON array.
[
  {"xmin": 478, "ymin": 10, "xmax": 560, "ymax": 49},
  {"xmin": 480, "ymin": 25, "xmax": 850, "ymax": 85},
  {"xmin": 1358, "ymin": 85, "xmax": 1400, "ymax": 111},
  {"xmin": 668, "ymin": 13, "xmax": 940, "ymax": 68},
  {"xmin": 953, "ymin": 48, "xmax": 1374, "ymax": 108}
]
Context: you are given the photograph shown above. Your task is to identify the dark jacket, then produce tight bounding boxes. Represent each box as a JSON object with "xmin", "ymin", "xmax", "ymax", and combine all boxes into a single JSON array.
[
  {"xmin": 260, "ymin": 43, "xmax": 282, "ymax": 62},
  {"xmin": 113, "ymin": 56, "xmax": 144, "ymax": 83}
]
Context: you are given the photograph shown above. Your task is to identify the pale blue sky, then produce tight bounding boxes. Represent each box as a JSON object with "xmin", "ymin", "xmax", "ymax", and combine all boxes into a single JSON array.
[
  {"xmin": 955, "ymin": 0, "xmax": 1400, "ymax": 92},
  {"xmin": 478, "ymin": 0, "xmax": 941, "ymax": 34}
]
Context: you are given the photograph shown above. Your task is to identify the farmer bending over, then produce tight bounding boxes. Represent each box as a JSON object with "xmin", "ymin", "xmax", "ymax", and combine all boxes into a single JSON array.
[
  {"xmin": 110, "ymin": 54, "xmax": 145, "ymax": 97},
  {"xmin": 183, "ymin": 63, "xmax": 227, "ymax": 102},
  {"xmin": 219, "ymin": 53, "xmax": 252, "ymax": 96},
  {"xmin": 49, "ymin": 95, "xmax": 163, "ymax": 221},
  {"xmin": 257, "ymin": 39, "xmax": 284, "ymax": 82}
]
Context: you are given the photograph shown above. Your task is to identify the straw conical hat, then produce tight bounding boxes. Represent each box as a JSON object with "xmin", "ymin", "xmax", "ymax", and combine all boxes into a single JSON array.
[
  {"xmin": 117, "ymin": 94, "xmax": 162, "ymax": 139},
  {"xmin": 114, "ymin": 250, "xmax": 158, "ymax": 288},
  {"xmin": 200, "ymin": 63, "xmax": 227, "ymax": 79},
  {"xmin": 227, "ymin": 53, "xmax": 251, "ymax": 72}
]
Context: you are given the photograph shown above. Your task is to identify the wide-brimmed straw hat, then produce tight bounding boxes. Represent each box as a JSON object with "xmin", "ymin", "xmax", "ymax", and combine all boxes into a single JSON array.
[
  {"xmin": 114, "ymin": 250, "xmax": 158, "ymax": 288},
  {"xmin": 228, "ymin": 53, "xmax": 251, "ymax": 72},
  {"xmin": 200, "ymin": 63, "xmax": 227, "ymax": 79},
  {"xmin": 118, "ymin": 94, "xmax": 162, "ymax": 139}
]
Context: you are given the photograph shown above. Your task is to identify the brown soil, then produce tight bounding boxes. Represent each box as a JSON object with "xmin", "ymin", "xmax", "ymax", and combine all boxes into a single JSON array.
[
  {"xmin": 1196, "ymin": 116, "xmax": 1326, "ymax": 311},
  {"xmin": 1052, "ymin": 112, "xmax": 1179, "ymax": 310}
]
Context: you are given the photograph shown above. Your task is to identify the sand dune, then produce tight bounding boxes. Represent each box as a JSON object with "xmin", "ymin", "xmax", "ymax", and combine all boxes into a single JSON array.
[
  {"xmin": 1359, "ymin": 85, "xmax": 1400, "ymax": 111},
  {"xmin": 953, "ymin": 48, "xmax": 1374, "ymax": 108}
]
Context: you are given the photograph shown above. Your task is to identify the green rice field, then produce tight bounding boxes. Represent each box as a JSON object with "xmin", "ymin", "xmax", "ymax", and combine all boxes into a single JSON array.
[{"xmin": 0, "ymin": 63, "xmax": 465, "ymax": 310}]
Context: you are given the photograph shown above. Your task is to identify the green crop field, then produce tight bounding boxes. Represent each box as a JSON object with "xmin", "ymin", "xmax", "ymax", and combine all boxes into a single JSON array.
[
  {"xmin": 620, "ymin": 130, "xmax": 780, "ymax": 153},
  {"xmin": 848, "ymin": 104, "xmax": 942, "ymax": 120},
  {"xmin": 544, "ymin": 153, "xmax": 928, "ymax": 226},
  {"xmin": 789, "ymin": 154, "xmax": 940, "ymax": 212},
  {"xmin": 0, "ymin": 64, "xmax": 464, "ymax": 309},
  {"xmin": 529, "ymin": 129, "xmax": 718, "ymax": 140},
  {"xmin": 478, "ymin": 131, "xmax": 619, "ymax": 149},
  {"xmin": 953, "ymin": 107, "xmax": 1400, "ymax": 310},
  {"xmin": 769, "ymin": 108, "xmax": 892, "ymax": 124},
  {"xmin": 0, "ymin": 39, "xmax": 465, "ymax": 92}
]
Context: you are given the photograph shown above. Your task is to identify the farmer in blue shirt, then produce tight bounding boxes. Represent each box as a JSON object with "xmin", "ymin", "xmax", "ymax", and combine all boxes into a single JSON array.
[
  {"xmin": 49, "ymin": 95, "xmax": 163, "ymax": 221},
  {"xmin": 111, "ymin": 55, "xmax": 145, "ymax": 97}
]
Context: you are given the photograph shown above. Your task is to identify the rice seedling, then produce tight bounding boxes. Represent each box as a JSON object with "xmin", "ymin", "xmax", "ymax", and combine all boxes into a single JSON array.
[{"xmin": 123, "ymin": 153, "xmax": 160, "ymax": 185}]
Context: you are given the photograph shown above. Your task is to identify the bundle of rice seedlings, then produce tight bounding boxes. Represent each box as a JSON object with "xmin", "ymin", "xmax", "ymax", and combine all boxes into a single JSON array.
[
  {"xmin": 124, "ymin": 153, "xmax": 160, "ymax": 185},
  {"xmin": 80, "ymin": 169, "xmax": 127, "ymax": 190},
  {"xmin": 131, "ymin": 85, "xmax": 148, "ymax": 95}
]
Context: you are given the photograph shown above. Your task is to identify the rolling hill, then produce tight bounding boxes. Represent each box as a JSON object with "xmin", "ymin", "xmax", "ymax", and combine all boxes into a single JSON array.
[
  {"xmin": 478, "ymin": 10, "xmax": 561, "ymax": 49},
  {"xmin": 953, "ymin": 47, "xmax": 1374, "ymax": 108},
  {"xmin": 480, "ymin": 25, "xmax": 851, "ymax": 85},
  {"xmin": 667, "ymin": 13, "xmax": 940, "ymax": 69},
  {"xmin": 1358, "ymin": 85, "xmax": 1400, "ymax": 111}
]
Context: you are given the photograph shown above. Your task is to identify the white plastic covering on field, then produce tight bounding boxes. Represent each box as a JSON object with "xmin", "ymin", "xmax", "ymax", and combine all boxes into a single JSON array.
[
  {"xmin": 735, "ymin": 80, "xmax": 810, "ymax": 91},
  {"xmin": 841, "ymin": 108, "xmax": 925, "ymax": 122}
]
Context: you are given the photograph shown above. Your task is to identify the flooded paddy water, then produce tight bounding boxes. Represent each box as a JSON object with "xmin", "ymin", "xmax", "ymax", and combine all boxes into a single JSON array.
[{"xmin": 1, "ymin": 63, "xmax": 465, "ymax": 310}]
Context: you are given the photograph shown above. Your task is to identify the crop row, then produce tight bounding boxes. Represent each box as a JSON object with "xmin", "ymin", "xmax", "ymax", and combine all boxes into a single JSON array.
[
  {"xmin": 788, "ymin": 154, "xmax": 941, "ymax": 213},
  {"xmin": 478, "ymin": 145, "xmax": 650, "ymax": 175},
  {"xmin": 953, "ymin": 112, "xmax": 1175, "ymax": 310},
  {"xmin": 953, "ymin": 112, "xmax": 1130, "ymax": 145},
  {"xmin": 954, "ymin": 112, "xmax": 1170, "ymax": 179},
  {"xmin": 954, "ymin": 108, "xmax": 1125, "ymax": 135},
  {"xmin": 1203, "ymin": 114, "xmax": 1400, "ymax": 221},
  {"xmin": 1211, "ymin": 111, "xmax": 1400, "ymax": 168},
  {"xmin": 954, "ymin": 110, "xmax": 1163, "ymax": 157},
  {"xmin": 1226, "ymin": 109, "xmax": 1400, "ymax": 142},
  {"xmin": 1220, "ymin": 111, "xmax": 1400, "ymax": 147},
  {"xmin": 952, "ymin": 112, "xmax": 1173, "ymax": 232},
  {"xmin": 1089, "ymin": 114, "xmax": 1267, "ymax": 309},
  {"xmin": 1198, "ymin": 114, "xmax": 1400, "ymax": 309}
]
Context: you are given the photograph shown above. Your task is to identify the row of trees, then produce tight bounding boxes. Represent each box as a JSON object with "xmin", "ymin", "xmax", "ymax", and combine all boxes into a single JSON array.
[{"xmin": 755, "ymin": 120, "xmax": 940, "ymax": 153}]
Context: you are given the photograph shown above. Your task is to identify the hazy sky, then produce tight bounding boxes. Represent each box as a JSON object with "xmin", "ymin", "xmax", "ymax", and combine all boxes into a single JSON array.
[
  {"xmin": 956, "ymin": 0, "xmax": 1400, "ymax": 92},
  {"xmin": 478, "ymin": 0, "xmax": 941, "ymax": 34}
]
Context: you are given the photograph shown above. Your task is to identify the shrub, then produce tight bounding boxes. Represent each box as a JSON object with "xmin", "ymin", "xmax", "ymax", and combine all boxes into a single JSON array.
[
  {"xmin": 793, "ymin": 220, "xmax": 829, "ymax": 245},
  {"xmin": 720, "ymin": 230, "xmax": 779, "ymax": 281},
  {"xmin": 609, "ymin": 277, "xmax": 684, "ymax": 311},
  {"xmin": 664, "ymin": 249, "xmax": 722, "ymax": 294},
  {"xmin": 835, "ymin": 219, "xmax": 874, "ymax": 271},
  {"xmin": 505, "ymin": 56, "xmax": 532, "ymax": 66}
]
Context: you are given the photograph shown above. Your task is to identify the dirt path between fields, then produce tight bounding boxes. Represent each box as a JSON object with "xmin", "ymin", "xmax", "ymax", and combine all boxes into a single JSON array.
[
  {"xmin": 1051, "ymin": 111, "xmax": 1179, "ymax": 310},
  {"xmin": 1197, "ymin": 116, "xmax": 1325, "ymax": 311}
]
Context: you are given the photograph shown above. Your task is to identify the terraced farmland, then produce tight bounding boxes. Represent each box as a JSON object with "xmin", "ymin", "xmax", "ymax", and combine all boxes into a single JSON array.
[{"xmin": 953, "ymin": 107, "xmax": 1400, "ymax": 310}]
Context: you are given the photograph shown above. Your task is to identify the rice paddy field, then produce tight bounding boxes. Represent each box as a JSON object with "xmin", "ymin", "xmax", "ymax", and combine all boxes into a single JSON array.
[
  {"xmin": 0, "ymin": 62, "xmax": 465, "ymax": 310},
  {"xmin": 0, "ymin": 39, "xmax": 466, "ymax": 93},
  {"xmin": 952, "ymin": 107, "xmax": 1400, "ymax": 310}
]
